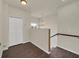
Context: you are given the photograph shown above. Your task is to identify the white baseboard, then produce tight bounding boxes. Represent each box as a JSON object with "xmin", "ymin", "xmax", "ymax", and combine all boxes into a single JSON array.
[
  {"xmin": 3, "ymin": 41, "xmax": 30, "ymax": 51},
  {"xmin": 3, "ymin": 47, "xmax": 8, "ymax": 51},
  {"xmin": 22, "ymin": 41, "xmax": 30, "ymax": 44}
]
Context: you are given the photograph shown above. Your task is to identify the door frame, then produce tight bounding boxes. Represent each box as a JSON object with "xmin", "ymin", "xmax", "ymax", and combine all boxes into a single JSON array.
[{"xmin": 9, "ymin": 16, "xmax": 23, "ymax": 47}]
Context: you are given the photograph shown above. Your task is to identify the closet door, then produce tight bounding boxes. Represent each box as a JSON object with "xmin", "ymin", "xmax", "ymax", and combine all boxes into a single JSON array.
[{"xmin": 9, "ymin": 17, "xmax": 23, "ymax": 46}]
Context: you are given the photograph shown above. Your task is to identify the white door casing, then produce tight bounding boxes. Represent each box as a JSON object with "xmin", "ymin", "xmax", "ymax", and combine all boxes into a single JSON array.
[{"xmin": 9, "ymin": 17, "xmax": 23, "ymax": 46}]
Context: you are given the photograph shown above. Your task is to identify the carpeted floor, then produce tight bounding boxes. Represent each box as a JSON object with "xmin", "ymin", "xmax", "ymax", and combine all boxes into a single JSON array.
[{"xmin": 2, "ymin": 42, "xmax": 79, "ymax": 58}]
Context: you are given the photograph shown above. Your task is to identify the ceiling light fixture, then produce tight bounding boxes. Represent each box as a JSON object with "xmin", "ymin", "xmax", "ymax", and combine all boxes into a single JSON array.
[
  {"xmin": 20, "ymin": 0, "xmax": 27, "ymax": 5},
  {"xmin": 62, "ymin": 0, "xmax": 65, "ymax": 2}
]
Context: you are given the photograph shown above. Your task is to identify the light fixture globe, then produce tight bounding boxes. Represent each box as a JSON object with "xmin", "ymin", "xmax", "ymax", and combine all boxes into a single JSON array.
[{"xmin": 21, "ymin": 0, "xmax": 27, "ymax": 5}]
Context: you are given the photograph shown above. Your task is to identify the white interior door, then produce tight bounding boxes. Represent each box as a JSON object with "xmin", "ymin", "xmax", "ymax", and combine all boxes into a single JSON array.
[{"xmin": 9, "ymin": 17, "xmax": 23, "ymax": 46}]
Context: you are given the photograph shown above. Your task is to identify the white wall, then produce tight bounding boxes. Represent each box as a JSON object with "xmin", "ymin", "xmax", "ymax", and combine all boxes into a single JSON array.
[
  {"xmin": 58, "ymin": 2, "xmax": 79, "ymax": 35},
  {"xmin": 0, "ymin": 0, "xmax": 4, "ymax": 57},
  {"xmin": 57, "ymin": 2, "xmax": 79, "ymax": 55},
  {"xmin": 30, "ymin": 28, "xmax": 49, "ymax": 53}
]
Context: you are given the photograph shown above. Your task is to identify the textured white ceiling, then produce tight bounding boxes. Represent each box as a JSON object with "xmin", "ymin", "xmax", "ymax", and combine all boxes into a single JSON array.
[{"xmin": 4, "ymin": 0, "xmax": 79, "ymax": 17}]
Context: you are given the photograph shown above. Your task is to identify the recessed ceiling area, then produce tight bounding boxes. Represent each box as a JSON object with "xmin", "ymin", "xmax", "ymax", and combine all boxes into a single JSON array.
[{"xmin": 4, "ymin": 0, "xmax": 79, "ymax": 18}]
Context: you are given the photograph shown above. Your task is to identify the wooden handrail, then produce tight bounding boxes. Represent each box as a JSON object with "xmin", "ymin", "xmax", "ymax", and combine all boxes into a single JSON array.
[{"xmin": 50, "ymin": 33, "xmax": 79, "ymax": 38}]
